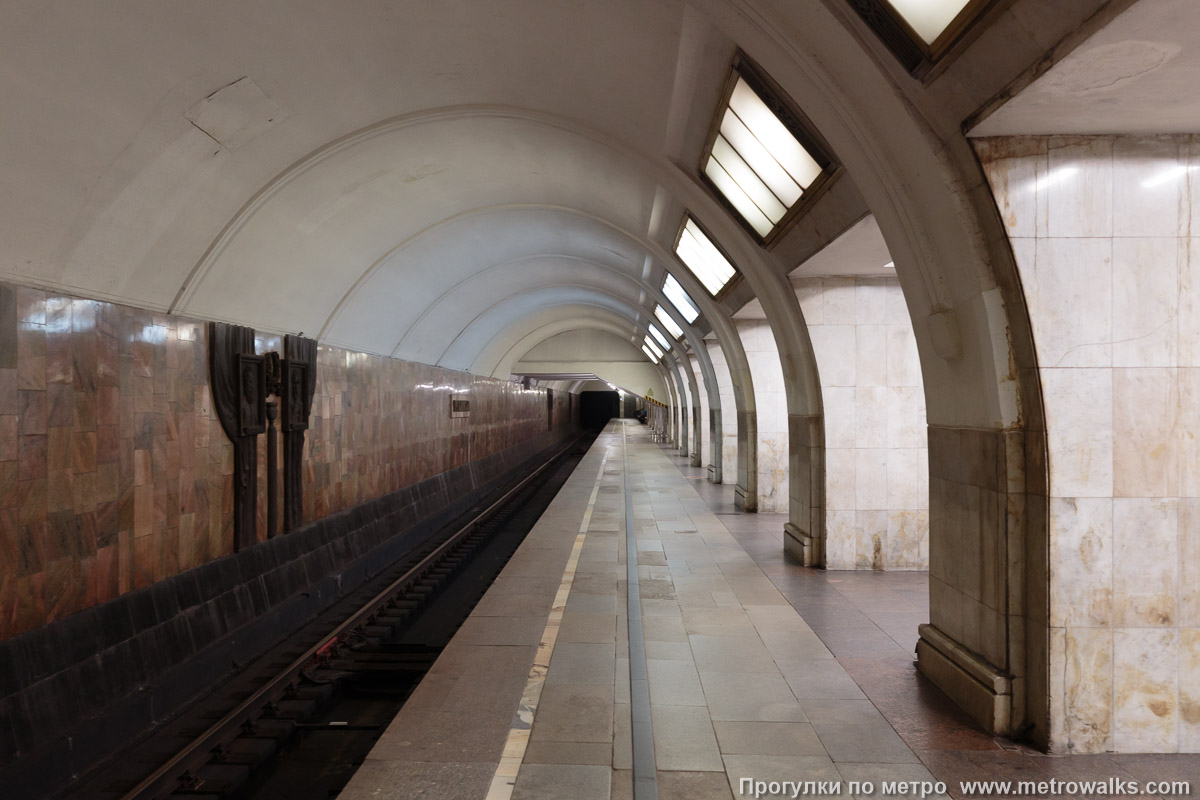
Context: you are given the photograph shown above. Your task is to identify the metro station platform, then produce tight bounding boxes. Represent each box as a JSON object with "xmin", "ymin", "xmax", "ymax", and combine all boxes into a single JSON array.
[{"xmin": 339, "ymin": 420, "xmax": 1197, "ymax": 800}]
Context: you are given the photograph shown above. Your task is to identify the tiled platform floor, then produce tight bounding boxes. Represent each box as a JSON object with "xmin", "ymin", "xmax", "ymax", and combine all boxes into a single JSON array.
[{"xmin": 340, "ymin": 421, "xmax": 1198, "ymax": 800}]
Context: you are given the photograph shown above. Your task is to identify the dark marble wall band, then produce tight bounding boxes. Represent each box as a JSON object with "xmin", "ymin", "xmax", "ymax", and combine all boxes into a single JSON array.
[{"xmin": 0, "ymin": 283, "xmax": 572, "ymax": 642}]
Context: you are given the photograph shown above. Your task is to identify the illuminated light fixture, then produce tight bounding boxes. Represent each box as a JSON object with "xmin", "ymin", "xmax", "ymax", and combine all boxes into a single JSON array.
[
  {"xmin": 885, "ymin": 0, "xmax": 973, "ymax": 45},
  {"xmin": 847, "ymin": 0, "xmax": 996, "ymax": 75},
  {"xmin": 675, "ymin": 217, "xmax": 737, "ymax": 297},
  {"xmin": 644, "ymin": 335, "xmax": 665, "ymax": 360},
  {"xmin": 884, "ymin": 261, "xmax": 895, "ymax": 269},
  {"xmin": 648, "ymin": 324, "xmax": 671, "ymax": 350},
  {"xmin": 662, "ymin": 275, "xmax": 700, "ymax": 324},
  {"xmin": 700, "ymin": 59, "xmax": 834, "ymax": 243},
  {"xmin": 641, "ymin": 344, "xmax": 660, "ymax": 364},
  {"xmin": 654, "ymin": 305, "xmax": 683, "ymax": 339}
]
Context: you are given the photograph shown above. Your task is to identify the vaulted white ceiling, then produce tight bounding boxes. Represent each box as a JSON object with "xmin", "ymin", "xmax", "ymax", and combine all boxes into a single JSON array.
[{"xmin": 0, "ymin": 0, "xmax": 726, "ymax": 370}]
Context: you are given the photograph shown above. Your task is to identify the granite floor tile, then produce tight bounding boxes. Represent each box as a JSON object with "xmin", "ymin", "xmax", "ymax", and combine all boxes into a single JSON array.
[
  {"xmin": 648, "ymin": 658, "xmax": 707, "ymax": 706},
  {"xmin": 559, "ymin": 611, "xmax": 618, "ymax": 644},
  {"xmin": 722, "ymin": 755, "xmax": 847, "ymax": 798},
  {"xmin": 800, "ymin": 699, "xmax": 920, "ymax": 764},
  {"xmin": 657, "ymin": 770, "xmax": 736, "ymax": 800},
  {"xmin": 339, "ymin": 759, "xmax": 496, "ymax": 800},
  {"xmin": 523, "ymin": 740, "xmax": 613, "ymax": 765},
  {"xmin": 713, "ymin": 721, "xmax": 826, "ymax": 756},
  {"xmin": 530, "ymin": 684, "xmax": 615, "ymax": 743},
  {"xmin": 652, "ymin": 705, "xmax": 725, "ymax": 771},
  {"xmin": 512, "ymin": 763, "xmax": 611, "ymax": 800},
  {"xmin": 545, "ymin": 642, "xmax": 616, "ymax": 686},
  {"xmin": 689, "ymin": 634, "xmax": 778, "ymax": 673},
  {"xmin": 776, "ymin": 659, "xmax": 867, "ymax": 701},
  {"xmin": 699, "ymin": 671, "xmax": 807, "ymax": 722}
]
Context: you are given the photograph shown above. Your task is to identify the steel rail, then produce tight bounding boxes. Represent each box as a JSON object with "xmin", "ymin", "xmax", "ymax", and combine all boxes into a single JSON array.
[{"xmin": 119, "ymin": 434, "xmax": 586, "ymax": 800}]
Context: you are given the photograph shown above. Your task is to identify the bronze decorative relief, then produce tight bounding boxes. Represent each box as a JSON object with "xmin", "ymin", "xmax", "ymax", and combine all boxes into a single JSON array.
[
  {"xmin": 237, "ymin": 353, "xmax": 267, "ymax": 436},
  {"xmin": 281, "ymin": 359, "xmax": 310, "ymax": 433}
]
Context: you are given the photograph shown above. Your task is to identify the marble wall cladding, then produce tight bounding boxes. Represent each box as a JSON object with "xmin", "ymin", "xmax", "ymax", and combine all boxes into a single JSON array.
[
  {"xmin": 0, "ymin": 282, "xmax": 571, "ymax": 643},
  {"xmin": 928, "ymin": 426, "xmax": 1011, "ymax": 671},
  {"xmin": 736, "ymin": 320, "xmax": 789, "ymax": 512},
  {"xmin": 704, "ymin": 341, "xmax": 740, "ymax": 485},
  {"xmin": 977, "ymin": 134, "xmax": 1200, "ymax": 753},
  {"xmin": 794, "ymin": 277, "xmax": 929, "ymax": 570},
  {"xmin": 690, "ymin": 355, "xmax": 710, "ymax": 468},
  {"xmin": 0, "ymin": 284, "xmax": 234, "ymax": 641},
  {"xmin": 301, "ymin": 347, "xmax": 569, "ymax": 525}
]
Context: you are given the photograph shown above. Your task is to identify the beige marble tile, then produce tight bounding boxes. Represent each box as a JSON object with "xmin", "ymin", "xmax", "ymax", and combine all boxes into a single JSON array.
[
  {"xmin": 855, "ymin": 279, "xmax": 889, "ymax": 324},
  {"xmin": 823, "ymin": 387, "xmax": 856, "ymax": 449},
  {"xmin": 1112, "ymin": 237, "xmax": 1180, "ymax": 368},
  {"xmin": 1178, "ymin": 370, "xmax": 1200, "ymax": 499},
  {"xmin": 1180, "ymin": 628, "xmax": 1200, "ymax": 752},
  {"xmin": 1113, "ymin": 498, "xmax": 1178, "ymax": 627},
  {"xmin": 1029, "ymin": 238, "xmax": 1113, "ymax": 369},
  {"xmin": 855, "ymin": 509, "xmax": 888, "ymax": 570},
  {"xmin": 981, "ymin": 146, "xmax": 1043, "ymax": 238},
  {"xmin": 886, "ymin": 448, "xmax": 926, "ymax": 511},
  {"xmin": 1049, "ymin": 497, "xmax": 1113, "ymax": 628},
  {"xmin": 1064, "ymin": 626, "xmax": 1113, "ymax": 753},
  {"xmin": 821, "ymin": 278, "xmax": 857, "ymax": 325},
  {"xmin": 887, "ymin": 510, "xmax": 927, "ymax": 570},
  {"xmin": 1181, "ymin": 500, "xmax": 1200, "ymax": 627},
  {"xmin": 1045, "ymin": 136, "xmax": 1113, "ymax": 238},
  {"xmin": 1042, "ymin": 369, "xmax": 1113, "ymax": 498},
  {"xmin": 855, "ymin": 325, "xmax": 888, "ymax": 388},
  {"xmin": 885, "ymin": 279, "xmax": 910, "ymax": 325},
  {"xmin": 886, "ymin": 324, "xmax": 922, "ymax": 387},
  {"xmin": 886, "ymin": 386, "xmax": 926, "ymax": 449},
  {"xmin": 793, "ymin": 280, "xmax": 823, "ymax": 324},
  {"xmin": 1113, "ymin": 368, "xmax": 1178, "ymax": 498},
  {"xmin": 1113, "ymin": 628, "xmax": 1178, "ymax": 752},
  {"xmin": 808, "ymin": 326, "xmax": 856, "ymax": 387},
  {"xmin": 1181, "ymin": 241, "xmax": 1200, "ymax": 367},
  {"xmin": 1112, "ymin": 136, "xmax": 1185, "ymax": 239},
  {"xmin": 854, "ymin": 448, "xmax": 887, "ymax": 510},
  {"xmin": 825, "ymin": 449, "xmax": 856, "ymax": 511},
  {"xmin": 854, "ymin": 386, "xmax": 887, "ymax": 449}
]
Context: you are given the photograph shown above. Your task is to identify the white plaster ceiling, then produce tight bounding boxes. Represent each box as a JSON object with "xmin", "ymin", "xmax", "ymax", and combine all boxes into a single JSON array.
[
  {"xmin": 733, "ymin": 215, "xmax": 894, "ymax": 319},
  {"xmin": 971, "ymin": 0, "xmax": 1200, "ymax": 135},
  {"xmin": 0, "ymin": 0, "xmax": 719, "ymax": 372}
]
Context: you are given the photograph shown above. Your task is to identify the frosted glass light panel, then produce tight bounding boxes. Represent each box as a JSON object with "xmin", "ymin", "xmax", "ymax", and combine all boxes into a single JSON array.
[
  {"xmin": 702, "ymin": 70, "xmax": 825, "ymax": 240},
  {"xmin": 644, "ymin": 336, "xmax": 664, "ymax": 360},
  {"xmin": 641, "ymin": 344, "xmax": 660, "ymax": 364},
  {"xmin": 676, "ymin": 218, "xmax": 736, "ymax": 296},
  {"xmin": 648, "ymin": 324, "xmax": 671, "ymax": 350},
  {"xmin": 885, "ymin": 0, "xmax": 973, "ymax": 45},
  {"xmin": 654, "ymin": 305, "xmax": 683, "ymax": 339},
  {"xmin": 662, "ymin": 275, "xmax": 700, "ymax": 324}
]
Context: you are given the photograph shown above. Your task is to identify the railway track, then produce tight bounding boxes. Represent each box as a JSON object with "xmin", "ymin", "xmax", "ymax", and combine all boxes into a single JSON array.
[{"xmin": 63, "ymin": 433, "xmax": 594, "ymax": 800}]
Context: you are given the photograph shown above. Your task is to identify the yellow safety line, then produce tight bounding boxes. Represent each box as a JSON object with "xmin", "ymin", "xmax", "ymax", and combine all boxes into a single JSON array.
[{"xmin": 484, "ymin": 439, "xmax": 612, "ymax": 800}]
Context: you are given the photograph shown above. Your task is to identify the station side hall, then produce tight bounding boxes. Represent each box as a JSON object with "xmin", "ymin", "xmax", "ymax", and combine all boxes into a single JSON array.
[{"xmin": 0, "ymin": 1, "xmax": 1199, "ymax": 798}]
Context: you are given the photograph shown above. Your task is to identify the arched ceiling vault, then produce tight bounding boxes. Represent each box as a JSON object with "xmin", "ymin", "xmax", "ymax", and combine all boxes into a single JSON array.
[{"xmin": 0, "ymin": 0, "xmax": 1093, "ymax": 430}]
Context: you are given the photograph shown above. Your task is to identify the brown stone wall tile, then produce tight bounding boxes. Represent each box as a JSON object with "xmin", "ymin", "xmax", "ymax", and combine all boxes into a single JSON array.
[{"xmin": 1, "ymin": 280, "xmax": 565, "ymax": 641}]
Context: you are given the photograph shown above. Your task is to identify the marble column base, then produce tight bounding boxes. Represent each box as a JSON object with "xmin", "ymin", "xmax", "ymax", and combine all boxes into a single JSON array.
[
  {"xmin": 708, "ymin": 463, "xmax": 722, "ymax": 484},
  {"xmin": 783, "ymin": 522, "xmax": 817, "ymax": 566},
  {"xmin": 690, "ymin": 451, "xmax": 701, "ymax": 467},
  {"xmin": 735, "ymin": 484, "xmax": 757, "ymax": 512},
  {"xmin": 917, "ymin": 623, "xmax": 1012, "ymax": 736}
]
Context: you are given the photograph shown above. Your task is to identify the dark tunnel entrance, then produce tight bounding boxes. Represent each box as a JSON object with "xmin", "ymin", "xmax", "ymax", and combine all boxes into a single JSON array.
[{"xmin": 578, "ymin": 390, "xmax": 619, "ymax": 430}]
